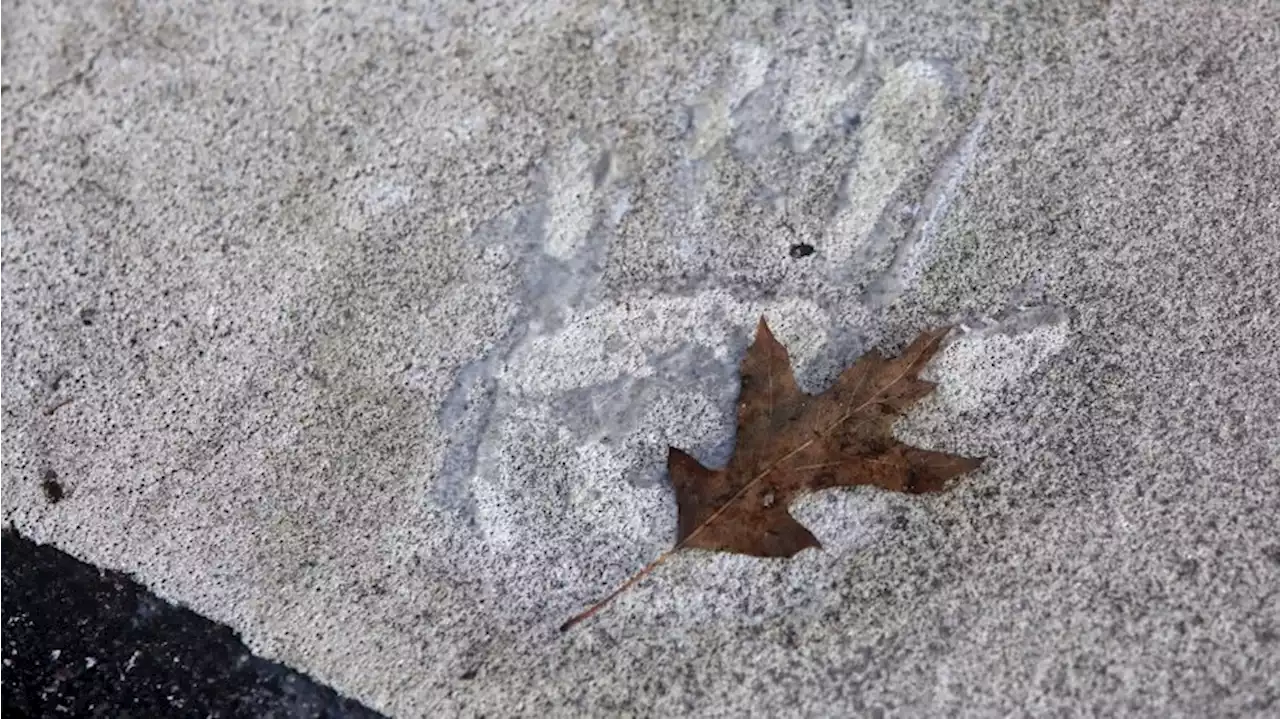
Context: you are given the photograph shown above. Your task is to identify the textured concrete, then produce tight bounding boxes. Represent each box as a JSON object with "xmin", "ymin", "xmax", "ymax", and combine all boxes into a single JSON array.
[{"xmin": 3, "ymin": 0, "xmax": 1278, "ymax": 716}]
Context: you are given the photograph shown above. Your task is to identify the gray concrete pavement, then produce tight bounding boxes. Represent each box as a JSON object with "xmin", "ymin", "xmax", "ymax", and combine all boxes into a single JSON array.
[{"xmin": 4, "ymin": 0, "xmax": 1278, "ymax": 715}]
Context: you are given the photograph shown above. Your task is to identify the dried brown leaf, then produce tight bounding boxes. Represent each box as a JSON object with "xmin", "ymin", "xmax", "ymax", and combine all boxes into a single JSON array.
[{"xmin": 562, "ymin": 317, "xmax": 983, "ymax": 630}]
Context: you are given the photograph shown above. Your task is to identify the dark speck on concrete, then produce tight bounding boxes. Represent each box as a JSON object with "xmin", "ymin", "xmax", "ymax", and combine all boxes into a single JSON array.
[
  {"xmin": 789, "ymin": 242, "xmax": 815, "ymax": 259},
  {"xmin": 40, "ymin": 469, "xmax": 64, "ymax": 504}
]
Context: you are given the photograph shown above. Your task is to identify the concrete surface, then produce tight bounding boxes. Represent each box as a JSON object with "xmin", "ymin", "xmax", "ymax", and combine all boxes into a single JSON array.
[{"xmin": 4, "ymin": 0, "xmax": 1278, "ymax": 715}]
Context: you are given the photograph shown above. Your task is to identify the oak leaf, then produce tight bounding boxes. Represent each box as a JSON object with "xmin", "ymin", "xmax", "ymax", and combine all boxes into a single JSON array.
[{"xmin": 562, "ymin": 317, "xmax": 983, "ymax": 631}]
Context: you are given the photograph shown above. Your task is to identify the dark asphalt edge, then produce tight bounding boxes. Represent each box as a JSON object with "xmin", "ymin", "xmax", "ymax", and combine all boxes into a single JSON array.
[{"xmin": 2, "ymin": 527, "xmax": 387, "ymax": 719}]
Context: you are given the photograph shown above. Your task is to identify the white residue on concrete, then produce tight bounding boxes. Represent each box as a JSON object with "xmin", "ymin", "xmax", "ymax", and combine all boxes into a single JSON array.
[
  {"xmin": 825, "ymin": 60, "xmax": 953, "ymax": 269},
  {"xmin": 927, "ymin": 311, "xmax": 1071, "ymax": 413}
]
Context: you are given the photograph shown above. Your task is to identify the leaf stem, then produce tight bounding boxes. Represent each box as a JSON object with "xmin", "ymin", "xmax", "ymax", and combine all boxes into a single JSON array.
[{"xmin": 559, "ymin": 551, "xmax": 672, "ymax": 632}]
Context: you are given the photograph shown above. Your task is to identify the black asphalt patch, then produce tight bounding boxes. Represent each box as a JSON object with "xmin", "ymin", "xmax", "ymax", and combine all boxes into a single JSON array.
[{"xmin": 1, "ymin": 528, "xmax": 385, "ymax": 718}]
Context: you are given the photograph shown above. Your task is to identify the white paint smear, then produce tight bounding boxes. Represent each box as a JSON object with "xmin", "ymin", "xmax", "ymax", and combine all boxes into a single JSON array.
[{"xmin": 928, "ymin": 322, "xmax": 1071, "ymax": 413}]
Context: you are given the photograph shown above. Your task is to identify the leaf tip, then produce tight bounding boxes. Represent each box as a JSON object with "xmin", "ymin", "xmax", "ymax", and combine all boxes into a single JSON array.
[
  {"xmin": 938, "ymin": 455, "xmax": 988, "ymax": 490},
  {"xmin": 900, "ymin": 325, "xmax": 955, "ymax": 371},
  {"xmin": 925, "ymin": 325, "xmax": 955, "ymax": 348},
  {"xmin": 755, "ymin": 315, "xmax": 773, "ymax": 338}
]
